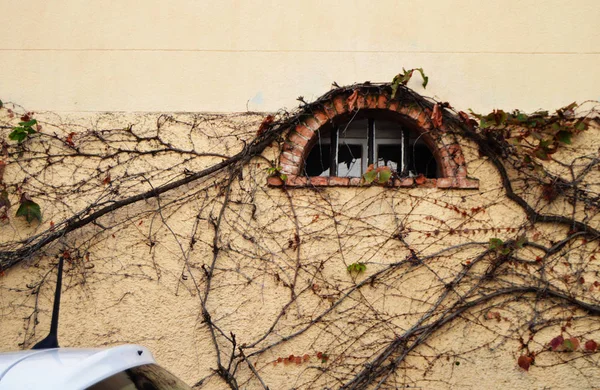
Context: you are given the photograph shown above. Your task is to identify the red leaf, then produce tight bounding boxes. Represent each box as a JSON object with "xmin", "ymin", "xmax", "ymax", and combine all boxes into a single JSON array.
[
  {"xmin": 303, "ymin": 354, "xmax": 310, "ymax": 362},
  {"xmin": 431, "ymin": 103, "xmax": 443, "ymax": 128},
  {"xmin": 585, "ymin": 339, "xmax": 598, "ymax": 352},
  {"xmin": 549, "ymin": 335, "xmax": 564, "ymax": 351},
  {"xmin": 415, "ymin": 174, "xmax": 427, "ymax": 185},
  {"xmin": 257, "ymin": 115, "xmax": 275, "ymax": 136},
  {"xmin": 66, "ymin": 132, "xmax": 76, "ymax": 147},
  {"xmin": 346, "ymin": 90, "xmax": 359, "ymax": 111},
  {"xmin": 103, "ymin": 174, "xmax": 111, "ymax": 185},
  {"xmin": 563, "ymin": 337, "xmax": 580, "ymax": 351},
  {"xmin": 518, "ymin": 355, "xmax": 532, "ymax": 371}
]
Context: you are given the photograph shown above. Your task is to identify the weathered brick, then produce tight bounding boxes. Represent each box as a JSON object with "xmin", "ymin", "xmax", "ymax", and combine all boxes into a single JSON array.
[
  {"xmin": 377, "ymin": 94, "xmax": 389, "ymax": 109},
  {"xmin": 328, "ymin": 177, "xmax": 350, "ymax": 186},
  {"xmin": 289, "ymin": 132, "xmax": 309, "ymax": 148},
  {"xmin": 309, "ymin": 176, "xmax": 328, "ymax": 186},
  {"xmin": 460, "ymin": 178, "xmax": 480, "ymax": 189},
  {"xmin": 267, "ymin": 176, "xmax": 284, "ymax": 186},
  {"xmin": 455, "ymin": 166, "xmax": 468, "ymax": 178},
  {"xmin": 295, "ymin": 125, "xmax": 314, "ymax": 139},
  {"xmin": 349, "ymin": 177, "xmax": 362, "ymax": 186},
  {"xmin": 304, "ymin": 117, "xmax": 320, "ymax": 132},
  {"xmin": 416, "ymin": 109, "xmax": 432, "ymax": 130},
  {"xmin": 399, "ymin": 177, "xmax": 414, "ymax": 187},
  {"xmin": 290, "ymin": 147, "xmax": 304, "ymax": 158},
  {"xmin": 279, "ymin": 155, "xmax": 295, "ymax": 168},
  {"xmin": 280, "ymin": 163, "xmax": 298, "ymax": 175},
  {"xmin": 333, "ymin": 96, "xmax": 347, "ymax": 115},
  {"xmin": 436, "ymin": 177, "xmax": 455, "ymax": 188},
  {"xmin": 387, "ymin": 101, "xmax": 399, "ymax": 112},
  {"xmin": 313, "ymin": 111, "xmax": 329, "ymax": 126},
  {"xmin": 288, "ymin": 175, "xmax": 308, "ymax": 186},
  {"xmin": 366, "ymin": 95, "xmax": 378, "ymax": 109},
  {"xmin": 282, "ymin": 151, "xmax": 301, "ymax": 164},
  {"xmin": 356, "ymin": 95, "xmax": 366, "ymax": 109},
  {"xmin": 323, "ymin": 102, "xmax": 337, "ymax": 119}
]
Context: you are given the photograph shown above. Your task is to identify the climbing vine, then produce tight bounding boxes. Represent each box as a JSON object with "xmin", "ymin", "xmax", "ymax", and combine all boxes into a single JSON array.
[{"xmin": 1, "ymin": 75, "xmax": 600, "ymax": 389}]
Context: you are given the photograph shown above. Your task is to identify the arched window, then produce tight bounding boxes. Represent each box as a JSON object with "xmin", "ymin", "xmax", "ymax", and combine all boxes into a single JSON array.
[
  {"xmin": 304, "ymin": 110, "xmax": 438, "ymax": 179},
  {"xmin": 268, "ymin": 85, "xmax": 479, "ymax": 189}
]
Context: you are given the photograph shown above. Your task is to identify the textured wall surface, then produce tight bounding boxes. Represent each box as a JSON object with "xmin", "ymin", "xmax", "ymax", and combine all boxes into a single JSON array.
[{"xmin": 1, "ymin": 2, "xmax": 600, "ymax": 389}]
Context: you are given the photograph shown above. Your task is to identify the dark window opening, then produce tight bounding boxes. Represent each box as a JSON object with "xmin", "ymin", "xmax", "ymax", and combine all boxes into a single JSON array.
[{"xmin": 303, "ymin": 114, "xmax": 438, "ymax": 178}]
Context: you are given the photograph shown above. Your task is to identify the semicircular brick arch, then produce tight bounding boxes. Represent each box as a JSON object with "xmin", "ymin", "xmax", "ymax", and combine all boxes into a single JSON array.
[{"xmin": 269, "ymin": 84, "xmax": 479, "ymax": 189}]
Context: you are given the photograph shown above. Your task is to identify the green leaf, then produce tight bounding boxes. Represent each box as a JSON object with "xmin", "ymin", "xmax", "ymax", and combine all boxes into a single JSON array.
[
  {"xmin": 16, "ymin": 199, "xmax": 41, "ymax": 223},
  {"xmin": 556, "ymin": 131, "xmax": 572, "ymax": 144},
  {"xmin": 362, "ymin": 169, "xmax": 378, "ymax": 185},
  {"xmin": 377, "ymin": 169, "xmax": 392, "ymax": 184},
  {"xmin": 347, "ymin": 262, "xmax": 367, "ymax": 274},
  {"xmin": 489, "ymin": 238, "xmax": 503, "ymax": 250},
  {"xmin": 563, "ymin": 337, "xmax": 580, "ymax": 352},
  {"xmin": 575, "ymin": 121, "xmax": 587, "ymax": 131},
  {"xmin": 534, "ymin": 148, "xmax": 549, "ymax": 160},
  {"xmin": 416, "ymin": 68, "xmax": 428, "ymax": 88},
  {"xmin": 515, "ymin": 235, "xmax": 527, "ymax": 249},
  {"xmin": 19, "ymin": 119, "xmax": 37, "ymax": 127},
  {"xmin": 516, "ymin": 113, "xmax": 529, "ymax": 122},
  {"xmin": 8, "ymin": 128, "xmax": 27, "ymax": 143}
]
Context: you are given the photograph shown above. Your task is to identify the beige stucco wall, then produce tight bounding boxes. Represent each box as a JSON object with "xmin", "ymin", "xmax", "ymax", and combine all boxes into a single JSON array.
[
  {"xmin": 1, "ymin": 0, "xmax": 599, "ymax": 113},
  {"xmin": 0, "ymin": 102, "xmax": 599, "ymax": 389},
  {"xmin": 1, "ymin": 2, "xmax": 600, "ymax": 389}
]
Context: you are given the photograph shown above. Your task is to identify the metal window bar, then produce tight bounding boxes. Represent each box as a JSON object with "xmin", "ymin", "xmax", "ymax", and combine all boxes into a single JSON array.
[
  {"xmin": 367, "ymin": 118, "xmax": 375, "ymax": 167},
  {"xmin": 330, "ymin": 126, "xmax": 339, "ymax": 177},
  {"xmin": 402, "ymin": 127, "xmax": 409, "ymax": 176}
]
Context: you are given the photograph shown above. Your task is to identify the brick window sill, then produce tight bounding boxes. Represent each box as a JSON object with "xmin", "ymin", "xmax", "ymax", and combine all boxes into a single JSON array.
[{"xmin": 267, "ymin": 175, "xmax": 479, "ymax": 189}]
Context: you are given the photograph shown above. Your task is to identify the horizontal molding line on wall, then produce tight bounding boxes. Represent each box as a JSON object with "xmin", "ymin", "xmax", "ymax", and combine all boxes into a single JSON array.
[{"xmin": 0, "ymin": 48, "xmax": 599, "ymax": 55}]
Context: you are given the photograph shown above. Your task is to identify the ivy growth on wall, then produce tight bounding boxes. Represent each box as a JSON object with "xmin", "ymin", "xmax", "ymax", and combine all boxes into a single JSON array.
[{"xmin": 0, "ymin": 74, "xmax": 600, "ymax": 389}]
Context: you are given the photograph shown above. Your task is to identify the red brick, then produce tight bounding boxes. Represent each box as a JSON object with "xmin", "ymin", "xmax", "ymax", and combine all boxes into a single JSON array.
[
  {"xmin": 377, "ymin": 94, "xmax": 389, "ymax": 109},
  {"xmin": 356, "ymin": 95, "xmax": 366, "ymax": 109},
  {"xmin": 416, "ymin": 109, "xmax": 432, "ymax": 130},
  {"xmin": 282, "ymin": 151, "xmax": 301, "ymax": 164},
  {"xmin": 309, "ymin": 177, "xmax": 329, "ymax": 186},
  {"xmin": 399, "ymin": 177, "xmax": 414, "ymax": 187},
  {"xmin": 313, "ymin": 111, "xmax": 329, "ymax": 126},
  {"xmin": 455, "ymin": 166, "xmax": 468, "ymax": 178},
  {"xmin": 289, "ymin": 132, "xmax": 309, "ymax": 148},
  {"xmin": 295, "ymin": 125, "xmax": 314, "ymax": 139},
  {"xmin": 387, "ymin": 101, "xmax": 399, "ymax": 112},
  {"xmin": 290, "ymin": 147, "xmax": 304, "ymax": 158},
  {"xmin": 460, "ymin": 178, "xmax": 480, "ymax": 189},
  {"xmin": 333, "ymin": 96, "xmax": 347, "ymax": 115},
  {"xmin": 323, "ymin": 102, "xmax": 337, "ymax": 119},
  {"xmin": 267, "ymin": 176, "xmax": 284, "ymax": 186},
  {"xmin": 287, "ymin": 175, "xmax": 308, "ymax": 186},
  {"xmin": 328, "ymin": 177, "xmax": 350, "ymax": 186},
  {"xmin": 349, "ymin": 177, "xmax": 362, "ymax": 186},
  {"xmin": 366, "ymin": 95, "xmax": 378, "ymax": 109},
  {"xmin": 280, "ymin": 163, "xmax": 298, "ymax": 175},
  {"xmin": 436, "ymin": 177, "xmax": 455, "ymax": 188},
  {"xmin": 279, "ymin": 155, "xmax": 295, "ymax": 167},
  {"xmin": 453, "ymin": 153, "xmax": 466, "ymax": 166},
  {"xmin": 304, "ymin": 117, "xmax": 320, "ymax": 132},
  {"xmin": 416, "ymin": 178, "xmax": 436, "ymax": 188}
]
